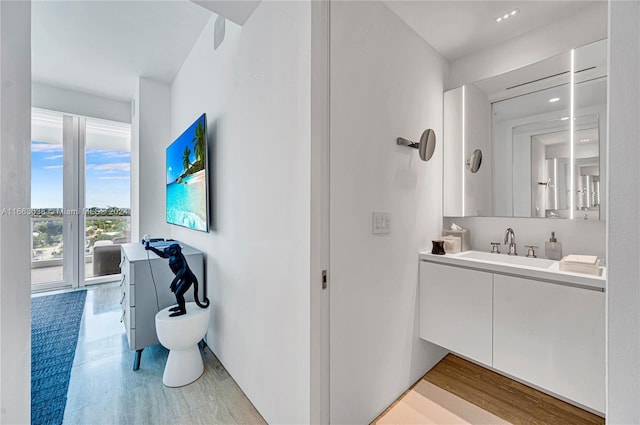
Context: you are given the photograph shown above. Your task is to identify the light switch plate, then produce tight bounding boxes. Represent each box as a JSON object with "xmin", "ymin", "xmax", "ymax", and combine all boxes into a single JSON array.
[{"xmin": 372, "ymin": 212, "xmax": 391, "ymax": 234}]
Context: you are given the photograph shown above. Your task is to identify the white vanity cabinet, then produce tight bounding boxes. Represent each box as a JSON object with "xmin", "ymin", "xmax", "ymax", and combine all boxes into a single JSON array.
[
  {"xmin": 418, "ymin": 251, "xmax": 605, "ymax": 414},
  {"xmin": 493, "ymin": 274, "xmax": 605, "ymax": 413},
  {"xmin": 419, "ymin": 261, "xmax": 493, "ymax": 366}
]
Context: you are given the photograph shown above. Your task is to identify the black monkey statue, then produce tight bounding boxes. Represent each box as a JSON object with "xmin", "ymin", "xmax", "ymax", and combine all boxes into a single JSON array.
[{"xmin": 145, "ymin": 243, "xmax": 210, "ymax": 317}]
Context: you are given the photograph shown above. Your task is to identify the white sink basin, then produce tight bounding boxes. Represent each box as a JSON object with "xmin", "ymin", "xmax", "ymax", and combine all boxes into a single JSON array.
[
  {"xmin": 420, "ymin": 249, "xmax": 605, "ymax": 290},
  {"xmin": 459, "ymin": 251, "xmax": 555, "ymax": 269}
]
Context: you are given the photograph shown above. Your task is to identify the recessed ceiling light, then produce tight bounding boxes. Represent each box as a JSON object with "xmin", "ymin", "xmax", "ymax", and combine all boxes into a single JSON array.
[
  {"xmin": 561, "ymin": 117, "xmax": 569, "ymax": 121},
  {"xmin": 549, "ymin": 97, "xmax": 560, "ymax": 103},
  {"xmin": 495, "ymin": 8, "xmax": 519, "ymax": 23},
  {"xmin": 580, "ymin": 138, "xmax": 590, "ymax": 143}
]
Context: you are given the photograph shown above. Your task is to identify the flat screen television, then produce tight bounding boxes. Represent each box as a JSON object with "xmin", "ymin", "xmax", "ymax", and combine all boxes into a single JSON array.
[{"xmin": 166, "ymin": 113, "xmax": 209, "ymax": 232}]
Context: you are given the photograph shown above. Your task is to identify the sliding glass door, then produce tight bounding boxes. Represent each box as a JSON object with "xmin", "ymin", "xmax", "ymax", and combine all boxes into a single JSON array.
[
  {"xmin": 31, "ymin": 109, "xmax": 66, "ymax": 288},
  {"xmin": 84, "ymin": 117, "xmax": 131, "ymax": 283},
  {"xmin": 31, "ymin": 108, "xmax": 131, "ymax": 290}
]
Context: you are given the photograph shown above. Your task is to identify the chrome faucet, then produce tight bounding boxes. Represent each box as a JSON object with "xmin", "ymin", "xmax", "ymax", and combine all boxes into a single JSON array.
[{"xmin": 504, "ymin": 227, "xmax": 517, "ymax": 255}]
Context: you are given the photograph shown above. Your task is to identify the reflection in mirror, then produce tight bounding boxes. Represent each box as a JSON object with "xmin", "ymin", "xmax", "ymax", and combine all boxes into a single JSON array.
[
  {"xmin": 467, "ymin": 149, "xmax": 482, "ymax": 173},
  {"xmin": 510, "ymin": 113, "xmax": 600, "ymax": 219},
  {"xmin": 444, "ymin": 39, "xmax": 607, "ymax": 220}
]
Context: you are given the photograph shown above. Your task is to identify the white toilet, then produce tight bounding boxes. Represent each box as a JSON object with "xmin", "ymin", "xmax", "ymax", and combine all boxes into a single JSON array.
[{"xmin": 155, "ymin": 302, "xmax": 211, "ymax": 387}]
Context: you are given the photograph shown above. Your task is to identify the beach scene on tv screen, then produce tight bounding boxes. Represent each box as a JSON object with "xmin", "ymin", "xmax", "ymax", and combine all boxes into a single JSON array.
[{"xmin": 166, "ymin": 115, "xmax": 207, "ymax": 232}]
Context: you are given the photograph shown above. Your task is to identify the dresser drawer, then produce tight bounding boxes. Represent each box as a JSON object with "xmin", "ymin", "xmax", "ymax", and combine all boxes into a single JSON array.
[
  {"xmin": 121, "ymin": 302, "xmax": 128, "ymax": 332},
  {"xmin": 129, "ymin": 306, "xmax": 135, "ymax": 328},
  {"xmin": 126, "ymin": 328, "xmax": 135, "ymax": 351},
  {"xmin": 120, "ymin": 255, "xmax": 129, "ymax": 278},
  {"xmin": 122, "ymin": 279, "xmax": 135, "ymax": 307},
  {"xmin": 121, "ymin": 303, "xmax": 135, "ymax": 332}
]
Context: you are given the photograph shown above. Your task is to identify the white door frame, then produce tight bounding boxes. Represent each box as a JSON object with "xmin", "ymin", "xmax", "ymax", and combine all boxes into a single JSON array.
[
  {"xmin": 310, "ymin": 0, "xmax": 331, "ymax": 423},
  {"xmin": 61, "ymin": 114, "xmax": 87, "ymax": 289}
]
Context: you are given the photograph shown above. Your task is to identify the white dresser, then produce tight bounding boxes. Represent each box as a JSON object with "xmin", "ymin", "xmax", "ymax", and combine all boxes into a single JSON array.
[{"xmin": 120, "ymin": 242, "xmax": 205, "ymax": 370}]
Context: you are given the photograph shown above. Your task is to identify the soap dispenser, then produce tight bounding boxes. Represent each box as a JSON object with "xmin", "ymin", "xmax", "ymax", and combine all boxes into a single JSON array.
[{"xmin": 545, "ymin": 231, "xmax": 563, "ymax": 260}]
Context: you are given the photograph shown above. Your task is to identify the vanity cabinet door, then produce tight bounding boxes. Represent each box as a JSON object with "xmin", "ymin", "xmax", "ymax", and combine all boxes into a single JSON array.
[
  {"xmin": 493, "ymin": 275, "xmax": 605, "ymax": 413},
  {"xmin": 419, "ymin": 261, "xmax": 493, "ymax": 366}
]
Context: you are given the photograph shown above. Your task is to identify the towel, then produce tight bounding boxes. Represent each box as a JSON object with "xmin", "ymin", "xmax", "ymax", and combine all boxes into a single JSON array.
[{"xmin": 559, "ymin": 255, "xmax": 602, "ymax": 276}]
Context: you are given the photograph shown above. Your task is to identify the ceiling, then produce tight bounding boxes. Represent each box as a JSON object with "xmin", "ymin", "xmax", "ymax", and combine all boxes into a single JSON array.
[
  {"xmin": 193, "ymin": 0, "xmax": 260, "ymax": 25},
  {"xmin": 32, "ymin": 1, "xmax": 607, "ymax": 104},
  {"xmin": 383, "ymin": 1, "xmax": 606, "ymax": 62},
  {"xmin": 32, "ymin": 1, "xmax": 212, "ymax": 102}
]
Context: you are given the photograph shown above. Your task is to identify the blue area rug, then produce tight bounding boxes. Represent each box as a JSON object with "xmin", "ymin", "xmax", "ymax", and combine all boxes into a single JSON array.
[{"xmin": 31, "ymin": 290, "xmax": 87, "ymax": 425}]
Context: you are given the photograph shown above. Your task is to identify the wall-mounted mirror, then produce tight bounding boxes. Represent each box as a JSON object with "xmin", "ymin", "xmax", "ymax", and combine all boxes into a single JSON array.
[{"xmin": 444, "ymin": 38, "xmax": 607, "ymax": 220}]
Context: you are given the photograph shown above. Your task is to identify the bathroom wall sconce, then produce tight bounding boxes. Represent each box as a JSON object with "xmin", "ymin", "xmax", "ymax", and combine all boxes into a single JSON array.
[
  {"xmin": 396, "ymin": 129, "xmax": 436, "ymax": 161},
  {"xmin": 466, "ymin": 148, "xmax": 483, "ymax": 173}
]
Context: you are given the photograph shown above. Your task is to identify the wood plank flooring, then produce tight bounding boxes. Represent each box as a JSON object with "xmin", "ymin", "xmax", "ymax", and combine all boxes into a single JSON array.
[{"xmin": 373, "ymin": 354, "xmax": 605, "ymax": 425}]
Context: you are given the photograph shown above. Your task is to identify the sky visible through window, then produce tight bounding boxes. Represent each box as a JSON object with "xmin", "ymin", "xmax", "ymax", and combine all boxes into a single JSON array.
[{"xmin": 31, "ymin": 141, "xmax": 131, "ymax": 209}]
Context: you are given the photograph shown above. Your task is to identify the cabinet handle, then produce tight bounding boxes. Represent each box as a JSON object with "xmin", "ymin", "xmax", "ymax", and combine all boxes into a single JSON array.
[
  {"xmin": 120, "ymin": 311, "xmax": 125, "ymax": 323},
  {"xmin": 120, "ymin": 275, "xmax": 126, "ymax": 287},
  {"xmin": 120, "ymin": 292, "xmax": 125, "ymax": 305}
]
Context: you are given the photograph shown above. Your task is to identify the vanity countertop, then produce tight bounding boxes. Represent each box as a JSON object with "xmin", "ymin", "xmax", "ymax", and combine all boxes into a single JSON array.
[{"xmin": 419, "ymin": 250, "xmax": 606, "ymax": 291}]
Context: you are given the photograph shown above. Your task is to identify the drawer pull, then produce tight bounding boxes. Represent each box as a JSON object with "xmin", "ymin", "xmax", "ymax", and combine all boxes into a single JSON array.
[
  {"xmin": 120, "ymin": 275, "xmax": 126, "ymax": 287},
  {"xmin": 120, "ymin": 311, "xmax": 125, "ymax": 323},
  {"xmin": 120, "ymin": 292, "xmax": 125, "ymax": 305}
]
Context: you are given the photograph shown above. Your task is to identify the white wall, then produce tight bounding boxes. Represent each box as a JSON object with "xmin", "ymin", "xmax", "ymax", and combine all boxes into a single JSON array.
[
  {"xmin": 330, "ymin": 2, "xmax": 448, "ymax": 423},
  {"xmin": 169, "ymin": 3, "xmax": 311, "ymax": 423},
  {"xmin": 0, "ymin": 1, "xmax": 31, "ymax": 423},
  {"xmin": 132, "ymin": 77, "xmax": 171, "ymax": 242},
  {"xmin": 607, "ymin": 1, "xmax": 640, "ymax": 422},
  {"xmin": 449, "ymin": 2, "xmax": 608, "ymax": 89},
  {"xmin": 32, "ymin": 82, "xmax": 131, "ymax": 124}
]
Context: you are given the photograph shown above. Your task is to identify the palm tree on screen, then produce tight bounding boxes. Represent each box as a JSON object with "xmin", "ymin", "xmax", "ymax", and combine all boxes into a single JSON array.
[
  {"xmin": 193, "ymin": 119, "xmax": 205, "ymax": 165},
  {"xmin": 182, "ymin": 146, "xmax": 191, "ymax": 173}
]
